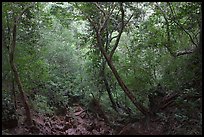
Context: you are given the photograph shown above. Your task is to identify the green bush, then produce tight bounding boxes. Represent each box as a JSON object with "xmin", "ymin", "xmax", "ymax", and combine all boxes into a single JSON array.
[
  {"xmin": 32, "ymin": 95, "xmax": 54, "ymax": 115},
  {"xmin": 2, "ymin": 91, "xmax": 18, "ymax": 128}
]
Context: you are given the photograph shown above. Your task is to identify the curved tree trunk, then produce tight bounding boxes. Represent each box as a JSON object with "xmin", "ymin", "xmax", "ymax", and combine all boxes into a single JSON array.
[
  {"xmin": 87, "ymin": 2, "xmax": 150, "ymax": 116},
  {"xmin": 8, "ymin": 3, "xmax": 35, "ymax": 126},
  {"xmin": 9, "ymin": 57, "xmax": 33, "ymax": 125},
  {"xmin": 101, "ymin": 59, "xmax": 118, "ymax": 112},
  {"xmin": 96, "ymin": 32, "xmax": 149, "ymax": 116},
  {"xmin": 12, "ymin": 76, "xmax": 17, "ymax": 109}
]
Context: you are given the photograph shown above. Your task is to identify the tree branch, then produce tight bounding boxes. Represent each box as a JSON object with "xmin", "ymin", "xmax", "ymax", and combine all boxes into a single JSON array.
[
  {"xmin": 109, "ymin": 4, "xmax": 134, "ymax": 60},
  {"xmin": 105, "ymin": 28, "xmax": 110, "ymax": 52},
  {"xmin": 15, "ymin": 2, "xmax": 35, "ymax": 24},
  {"xmin": 9, "ymin": 3, "xmax": 35, "ymax": 62},
  {"xmin": 110, "ymin": 34, "xmax": 119, "ymax": 42},
  {"xmin": 6, "ymin": 13, "xmax": 11, "ymax": 50},
  {"xmin": 87, "ymin": 16, "xmax": 98, "ymax": 33},
  {"xmin": 167, "ymin": 2, "xmax": 198, "ymax": 47},
  {"xmin": 109, "ymin": 2, "xmax": 125, "ymax": 60},
  {"xmin": 124, "ymin": 13, "xmax": 134, "ymax": 28},
  {"xmin": 164, "ymin": 19, "xmax": 177, "ymax": 58},
  {"xmin": 93, "ymin": 2, "xmax": 106, "ymax": 16},
  {"xmin": 176, "ymin": 50, "xmax": 193, "ymax": 56},
  {"xmin": 99, "ymin": 3, "xmax": 116, "ymax": 33},
  {"xmin": 156, "ymin": 3, "xmax": 196, "ymax": 57},
  {"xmin": 8, "ymin": 3, "xmax": 35, "ymax": 126}
]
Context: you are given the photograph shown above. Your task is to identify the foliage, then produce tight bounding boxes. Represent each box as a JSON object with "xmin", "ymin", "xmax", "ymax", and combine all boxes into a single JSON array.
[
  {"xmin": 32, "ymin": 95, "xmax": 54, "ymax": 115},
  {"xmin": 2, "ymin": 2, "xmax": 202, "ymax": 134},
  {"xmin": 2, "ymin": 90, "xmax": 18, "ymax": 128}
]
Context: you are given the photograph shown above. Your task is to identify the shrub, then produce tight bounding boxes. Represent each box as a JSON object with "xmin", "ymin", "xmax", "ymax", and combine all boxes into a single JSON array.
[
  {"xmin": 32, "ymin": 95, "xmax": 54, "ymax": 115},
  {"xmin": 2, "ymin": 91, "xmax": 18, "ymax": 128}
]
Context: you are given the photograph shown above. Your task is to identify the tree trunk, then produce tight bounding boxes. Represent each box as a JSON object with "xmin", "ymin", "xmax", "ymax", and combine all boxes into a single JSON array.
[
  {"xmin": 101, "ymin": 60, "xmax": 118, "ymax": 112},
  {"xmin": 87, "ymin": 2, "xmax": 150, "ymax": 116},
  {"xmin": 9, "ymin": 9, "xmax": 33, "ymax": 125},
  {"xmin": 12, "ymin": 76, "xmax": 17, "ymax": 109},
  {"xmin": 96, "ymin": 33, "xmax": 149, "ymax": 116},
  {"xmin": 9, "ymin": 58, "xmax": 33, "ymax": 125}
]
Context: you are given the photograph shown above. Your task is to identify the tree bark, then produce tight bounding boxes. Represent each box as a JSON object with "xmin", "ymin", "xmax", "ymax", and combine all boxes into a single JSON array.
[
  {"xmin": 96, "ymin": 32, "xmax": 149, "ymax": 116},
  {"xmin": 9, "ymin": 58, "xmax": 32, "ymax": 125},
  {"xmin": 86, "ymin": 2, "xmax": 150, "ymax": 116},
  {"xmin": 8, "ymin": 3, "xmax": 35, "ymax": 126},
  {"xmin": 101, "ymin": 59, "xmax": 118, "ymax": 112},
  {"xmin": 12, "ymin": 76, "xmax": 17, "ymax": 109}
]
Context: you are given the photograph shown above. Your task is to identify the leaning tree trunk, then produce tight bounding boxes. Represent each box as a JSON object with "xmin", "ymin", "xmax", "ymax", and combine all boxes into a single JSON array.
[
  {"xmin": 86, "ymin": 2, "xmax": 150, "ymax": 116},
  {"xmin": 12, "ymin": 76, "xmax": 17, "ymax": 109},
  {"xmin": 101, "ymin": 59, "xmax": 118, "ymax": 112},
  {"xmin": 8, "ymin": 3, "xmax": 35, "ymax": 126},
  {"xmin": 9, "ymin": 56, "xmax": 33, "ymax": 125},
  {"xmin": 96, "ymin": 32, "xmax": 149, "ymax": 116}
]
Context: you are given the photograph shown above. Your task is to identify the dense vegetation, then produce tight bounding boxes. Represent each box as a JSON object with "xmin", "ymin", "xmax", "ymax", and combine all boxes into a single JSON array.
[{"xmin": 2, "ymin": 2, "xmax": 202, "ymax": 135}]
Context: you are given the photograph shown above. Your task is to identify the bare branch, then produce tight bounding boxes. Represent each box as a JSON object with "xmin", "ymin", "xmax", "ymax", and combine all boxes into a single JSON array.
[
  {"xmin": 99, "ymin": 3, "xmax": 116, "ymax": 33},
  {"xmin": 124, "ymin": 13, "xmax": 134, "ymax": 27},
  {"xmin": 176, "ymin": 50, "xmax": 193, "ymax": 57},
  {"xmin": 108, "ymin": 4, "xmax": 134, "ymax": 60},
  {"xmin": 109, "ymin": 2, "xmax": 125, "ymax": 60},
  {"xmin": 93, "ymin": 2, "xmax": 106, "ymax": 16},
  {"xmin": 110, "ymin": 34, "xmax": 119, "ymax": 42}
]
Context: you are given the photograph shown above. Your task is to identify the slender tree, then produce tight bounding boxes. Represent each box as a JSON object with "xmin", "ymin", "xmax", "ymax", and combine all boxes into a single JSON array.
[
  {"xmin": 84, "ymin": 2, "xmax": 150, "ymax": 116},
  {"xmin": 8, "ymin": 3, "xmax": 35, "ymax": 126}
]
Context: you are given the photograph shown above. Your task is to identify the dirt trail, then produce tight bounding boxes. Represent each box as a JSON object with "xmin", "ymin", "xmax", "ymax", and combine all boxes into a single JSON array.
[
  {"xmin": 4, "ymin": 104, "xmax": 116, "ymax": 135},
  {"xmin": 4, "ymin": 102, "xmax": 198, "ymax": 135}
]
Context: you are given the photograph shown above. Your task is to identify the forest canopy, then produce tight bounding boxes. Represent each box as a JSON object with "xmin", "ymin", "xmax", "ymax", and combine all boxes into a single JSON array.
[{"xmin": 2, "ymin": 2, "xmax": 202, "ymax": 135}]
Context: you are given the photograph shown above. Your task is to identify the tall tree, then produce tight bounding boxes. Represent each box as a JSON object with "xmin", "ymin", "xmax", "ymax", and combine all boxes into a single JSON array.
[
  {"xmin": 8, "ymin": 3, "xmax": 35, "ymax": 126},
  {"xmin": 79, "ymin": 2, "xmax": 150, "ymax": 116}
]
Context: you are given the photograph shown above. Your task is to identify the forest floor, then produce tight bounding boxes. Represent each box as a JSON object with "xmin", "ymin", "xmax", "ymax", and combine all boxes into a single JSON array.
[
  {"xmin": 2, "ymin": 98, "xmax": 202, "ymax": 135},
  {"xmin": 2, "ymin": 103, "xmax": 163, "ymax": 135},
  {"xmin": 2, "ymin": 103, "xmax": 116, "ymax": 135}
]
